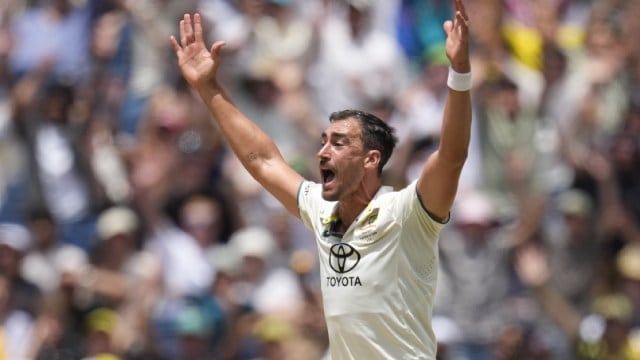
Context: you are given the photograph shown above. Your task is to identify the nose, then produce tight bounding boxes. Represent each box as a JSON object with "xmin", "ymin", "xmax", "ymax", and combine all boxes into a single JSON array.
[{"xmin": 317, "ymin": 143, "xmax": 330, "ymax": 160}]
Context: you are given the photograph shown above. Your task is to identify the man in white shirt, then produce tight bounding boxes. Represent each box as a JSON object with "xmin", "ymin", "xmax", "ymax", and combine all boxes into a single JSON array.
[{"xmin": 170, "ymin": 0, "xmax": 471, "ymax": 357}]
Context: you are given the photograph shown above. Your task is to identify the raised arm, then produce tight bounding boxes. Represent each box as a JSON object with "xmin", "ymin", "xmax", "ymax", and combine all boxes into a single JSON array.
[
  {"xmin": 170, "ymin": 13, "xmax": 304, "ymax": 217},
  {"xmin": 417, "ymin": 0, "xmax": 472, "ymax": 221}
]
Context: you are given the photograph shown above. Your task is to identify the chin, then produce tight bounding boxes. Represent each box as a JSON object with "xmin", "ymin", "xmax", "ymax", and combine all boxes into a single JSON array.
[{"xmin": 321, "ymin": 188, "xmax": 339, "ymax": 202}]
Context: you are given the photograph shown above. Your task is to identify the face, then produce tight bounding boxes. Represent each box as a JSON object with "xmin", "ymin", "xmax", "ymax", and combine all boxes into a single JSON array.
[
  {"xmin": 317, "ymin": 118, "xmax": 368, "ymax": 201},
  {"xmin": 179, "ymin": 197, "xmax": 222, "ymax": 248},
  {"xmin": 30, "ymin": 218, "xmax": 56, "ymax": 248}
]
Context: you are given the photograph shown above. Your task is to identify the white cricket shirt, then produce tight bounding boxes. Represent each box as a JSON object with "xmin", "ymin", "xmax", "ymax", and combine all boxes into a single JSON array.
[{"xmin": 298, "ymin": 180, "xmax": 447, "ymax": 359}]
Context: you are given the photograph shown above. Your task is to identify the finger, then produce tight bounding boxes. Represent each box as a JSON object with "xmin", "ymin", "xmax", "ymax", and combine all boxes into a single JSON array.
[
  {"xmin": 194, "ymin": 13, "xmax": 204, "ymax": 44},
  {"xmin": 456, "ymin": 12, "xmax": 469, "ymax": 33},
  {"xmin": 180, "ymin": 19, "xmax": 187, "ymax": 47},
  {"xmin": 453, "ymin": 0, "xmax": 469, "ymax": 31},
  {"xmin": 210, "ymin": 41, "xmax": 226, "ymax": 59},
  {"xmin": 443, "ymin": 19, "xmax": 453, "ymax": 35},
  {"xmin": 455, "ymin": 0, "xmax": 469, "ymax": 20},
  {"xmin": 184, "ymin": 14, "xmax": 194, "ymax": 42},
  {"xmin": 170, "ymin": 35, "xmax": 181, "ymax": 54}
]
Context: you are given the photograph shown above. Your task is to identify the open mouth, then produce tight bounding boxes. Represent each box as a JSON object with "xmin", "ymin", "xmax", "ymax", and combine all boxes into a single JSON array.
[{"xmin": 321, "ymin": 169, "xmax": 336, "ymax": 185}]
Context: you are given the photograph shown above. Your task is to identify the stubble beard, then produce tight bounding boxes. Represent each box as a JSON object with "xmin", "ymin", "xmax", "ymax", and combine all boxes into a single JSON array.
[{"xmin": 321, "ymin": 186, "xmax": 340, "ymax": 202}]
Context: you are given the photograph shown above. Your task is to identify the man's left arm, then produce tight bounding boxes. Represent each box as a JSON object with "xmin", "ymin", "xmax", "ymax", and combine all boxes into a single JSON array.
[{"xmin": 416, "ymin": 0, "xmax": 472, "ymax": 222}]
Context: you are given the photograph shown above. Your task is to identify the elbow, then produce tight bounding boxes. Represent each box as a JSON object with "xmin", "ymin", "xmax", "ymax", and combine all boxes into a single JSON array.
[{"xmin": 243, "ymin": 148, "xmax": 282, "ymax": 178}]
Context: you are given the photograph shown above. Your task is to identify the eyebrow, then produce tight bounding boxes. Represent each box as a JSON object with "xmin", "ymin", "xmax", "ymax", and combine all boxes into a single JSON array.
[{"xmin": 321, "ymin": 131, "xmax": 350, "ymax": 141}]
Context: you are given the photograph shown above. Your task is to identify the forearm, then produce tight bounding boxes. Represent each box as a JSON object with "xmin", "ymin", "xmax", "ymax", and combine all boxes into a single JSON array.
[
  {"xmin": 532, "ymin": 284, "xmax": 581, "ymax": 339},
  {"xmin": 196, "ymin": 82, "xmax": 283, "ymax": 174},
  {"xmin": 438, "ymin": 86, "xmax": 472, "ymax": 166},
  {"xmin": 415, "ymin": 68, "xmax": 472, "ymax": 219}
]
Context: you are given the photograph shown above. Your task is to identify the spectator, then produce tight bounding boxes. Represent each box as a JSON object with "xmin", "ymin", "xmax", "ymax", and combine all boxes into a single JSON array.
[
  {"xmin": 544, "ymin": 189, "xmax": 599, "ymax": 312},
  {"xmin": 20, "ymin": 207, "xmax": 88, "ymax": 295},
  {"xmin": 475, "ymin": 74, "xmax": 541, "ymax": 220},
  {"xmin": 81, "ymin": 307, "xmax": 120, "ymax": 360},
  {"xmin": 0, "ymin": 223, "xmax": 41, "ymax": 317},
  {"xmin": 8, "ymin": 0, "xmax": 92, "ymax": 81},
  {"xmin": 228, "ymin": 226, "xmax": 305, "ymax": 318},
  {"xmin": 174, "ymin": 303, "xmax": 217, "ymax": 360},
  {"xmin": 308, "ymin": 0, "xmax": 408, "ymax": 116},
  {"xmin": 0, "ymin": 272, "xmax": 34, "ymax": 359},
  {"xmin": 116, "ymin": 0, "xmax": 198, "ymax": 136},
  {"xmin": 11, "ymin": 77, "xmax": 102, "ymax": 250},
  {"xmin": 516, "ymin": 245, "xmax": 640, "ymax": 360},
  {"xmin": 434, "ymin": 190, "xmax": 516, "ymax": 360},
  {"xmin": 0, "ymin": 0, "xmax": 638, "ymax": 358},
  {"xmin": 175, "ymin": 191, "xmax": 230, "ymax": 250}
]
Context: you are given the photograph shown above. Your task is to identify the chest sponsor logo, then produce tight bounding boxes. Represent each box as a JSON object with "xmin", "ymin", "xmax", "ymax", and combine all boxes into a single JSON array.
[
  {"xmin": 327, "ymin": 243, "xmax": 362, "ymax": 287},
  {"xmin": 329, "ymin": 243, "xmax": 360, "ymax": 273}
]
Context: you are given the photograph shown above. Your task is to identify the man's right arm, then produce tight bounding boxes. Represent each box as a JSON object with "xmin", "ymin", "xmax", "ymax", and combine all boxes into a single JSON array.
[
  {"xmin": 171, "ymin": 13, "xmax": 304, "ymax": 217},
  {"xmin": 198, "ymin": 84, "xmax": 304, "ymax": 216}
]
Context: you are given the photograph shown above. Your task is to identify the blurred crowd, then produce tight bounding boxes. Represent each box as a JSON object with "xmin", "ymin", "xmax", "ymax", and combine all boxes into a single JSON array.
[{"xmin": 0, "ymin": 0, "xmax": 639, "ymax": 359}]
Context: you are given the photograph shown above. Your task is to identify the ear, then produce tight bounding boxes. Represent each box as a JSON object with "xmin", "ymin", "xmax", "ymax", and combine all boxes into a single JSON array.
[{"xmin": 364, "ymin": 150, "xmax": 381, "ymax": 171}]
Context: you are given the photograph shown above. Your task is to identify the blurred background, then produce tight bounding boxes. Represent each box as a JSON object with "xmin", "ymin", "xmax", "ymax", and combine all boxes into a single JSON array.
[{"xmin": 0, "ymin": 0, "xmax": 639, "ymax": 359}]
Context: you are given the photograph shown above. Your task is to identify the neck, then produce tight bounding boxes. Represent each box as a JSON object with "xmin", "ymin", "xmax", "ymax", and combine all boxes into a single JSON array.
[{"xmin": 336, "ymin": 179, "xmax": 380, "ymax": 231}]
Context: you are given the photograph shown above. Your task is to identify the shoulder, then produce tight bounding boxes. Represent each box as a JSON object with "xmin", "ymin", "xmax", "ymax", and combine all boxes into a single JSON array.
[
  {"xmin": 298, "ymin": 180, "xmax": 321, "ymax": 200},
  {"xmin": 386, "ymin": 180, "xmax": 450, "ymax": 229},
  {"xmin": 297, "ymin": 181, "xmax": 336, "ymax": 229}
]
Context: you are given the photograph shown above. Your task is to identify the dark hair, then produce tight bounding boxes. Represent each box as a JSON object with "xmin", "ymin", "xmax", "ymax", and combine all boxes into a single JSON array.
[
  {"xmin": 26, "ymin": 206, "xmax": 55, "ymax": 224},
  {"xmin": 329, "ymin": 109, "xmax": 398, "ymax": 174},
  {"xmin": 42, "ymin": 78, "xmax": 75, "ymax": 101}
]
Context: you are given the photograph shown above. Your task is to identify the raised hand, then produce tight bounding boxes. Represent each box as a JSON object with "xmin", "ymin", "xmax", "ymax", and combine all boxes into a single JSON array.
[
  {"xmin": 443, "ymin": 0, "xmax": 470, "ymax": 73},
  {"xmin": 515, "ymin": 244, "xmax": 551, "ymax": 288},
  {"xmin": 170, "ymin": 13, "xmax": 225, "ymax": 89}
]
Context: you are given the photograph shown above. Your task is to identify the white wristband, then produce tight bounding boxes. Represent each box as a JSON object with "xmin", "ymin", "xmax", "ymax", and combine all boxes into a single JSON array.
[{"xmin": 447, "ymin": 66, "xmax": 472, "ymax": 92}]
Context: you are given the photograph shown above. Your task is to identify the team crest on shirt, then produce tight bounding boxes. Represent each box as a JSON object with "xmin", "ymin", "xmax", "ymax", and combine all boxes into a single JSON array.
[
  {"xmin": 362, "ymin": 207, "xmax": 379, "ymax": 225},
  {"xmin": 354, "ymin": 207, "xmax": 380, "ymax": 241}
]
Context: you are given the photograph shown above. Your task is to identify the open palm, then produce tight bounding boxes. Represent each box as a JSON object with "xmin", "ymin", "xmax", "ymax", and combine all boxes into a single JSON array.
[{"xmin": 170, "ymin": 13, "xmax": 225, "ymax": 88}]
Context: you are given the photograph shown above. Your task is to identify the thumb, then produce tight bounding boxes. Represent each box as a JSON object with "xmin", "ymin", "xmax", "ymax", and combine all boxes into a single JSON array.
[
  {"xmin": 210, "ymin": 41, "xmax": 226, "ymax": 59},
  {"xmin": 443, "ymin": 20, "xmax": 453, "ymax": 34}
]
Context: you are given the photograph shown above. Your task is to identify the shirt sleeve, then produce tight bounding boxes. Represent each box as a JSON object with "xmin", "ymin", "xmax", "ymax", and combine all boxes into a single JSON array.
[
  {"xmin": 297, "ymin": 180, "xmax": 322, "ymax": 231},
  {"xmin": 393, "ymin": 179, "xmax": 449, "ymax": 241}
]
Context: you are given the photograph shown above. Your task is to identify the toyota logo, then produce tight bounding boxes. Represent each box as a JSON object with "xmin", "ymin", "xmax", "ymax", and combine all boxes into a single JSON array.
[{"xmin": 329, "ymin": 243, "xmax": 361, "ymax": 274}]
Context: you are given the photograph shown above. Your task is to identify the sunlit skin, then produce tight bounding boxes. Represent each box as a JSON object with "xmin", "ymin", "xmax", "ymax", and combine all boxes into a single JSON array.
[
  {"xmin": 170, "ymin": 0, "xmax": 470, "ymax": 235},
  {"xmin": 318, "ymin": 119, "xmax": 365, "ymax": 200},
  {"xmin": 170, "ymin": 4, "xmax": 473, "ymax": 355},
  {"xmin": 317, "ymin": 118, "xmax": 382, "ymax": 232}
]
